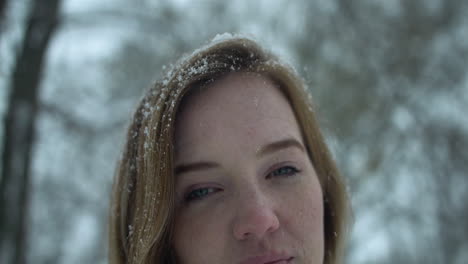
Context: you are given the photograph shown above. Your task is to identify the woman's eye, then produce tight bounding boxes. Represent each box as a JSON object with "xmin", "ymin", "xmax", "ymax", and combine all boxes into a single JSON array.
[
  {"xmin": 185, "ymin": 187, "xmax": 220, "ymax": 202},
  {"xmin": 268, "ymin": 166, "xmax": 300, "ymax": 178}
]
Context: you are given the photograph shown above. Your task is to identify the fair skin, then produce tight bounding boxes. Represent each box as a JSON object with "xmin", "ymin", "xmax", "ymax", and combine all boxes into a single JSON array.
[{"xmin": 173, "ymin": 72, "xmax": 324, "ymax": 264}]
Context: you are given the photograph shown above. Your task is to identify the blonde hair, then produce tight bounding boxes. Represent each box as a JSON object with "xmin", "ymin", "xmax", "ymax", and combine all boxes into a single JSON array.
[{"xmin": 109, "ymin": 36, "xmax": 349, "ymax": 264}]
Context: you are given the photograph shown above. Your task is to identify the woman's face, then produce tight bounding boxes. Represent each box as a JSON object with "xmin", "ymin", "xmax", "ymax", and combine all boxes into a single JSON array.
[{"xmin": 173, "ymin": 73, "xmax": 324, "ymax": 264}]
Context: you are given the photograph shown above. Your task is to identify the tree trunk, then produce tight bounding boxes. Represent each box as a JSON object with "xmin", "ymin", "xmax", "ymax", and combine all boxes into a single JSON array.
[
  {"xmin": 0, "ymin": 0, "xmax": 6, "ymax": 19},
  {"xmin": 0, "ymin": 0, "xmax": 61, "ymax": 263}
]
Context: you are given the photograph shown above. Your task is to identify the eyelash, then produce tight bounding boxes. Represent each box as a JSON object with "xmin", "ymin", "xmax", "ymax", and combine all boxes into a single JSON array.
[
  {"xmin": 184, "ymin": 166, "xmax": 301, "ymax": 203},
  {"xmin": 184, "ymin": 187, "xmax": 221, "ymax": 202},
  {"xmin": 267, "ymin": 165, "xmax": 300, "ymax": 179}
]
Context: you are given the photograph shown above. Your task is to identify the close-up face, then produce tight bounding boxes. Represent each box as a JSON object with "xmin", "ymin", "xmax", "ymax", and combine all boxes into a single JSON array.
[{"xmin": 173, "ymin": 72, "xmax": 324, "ymax": 264}]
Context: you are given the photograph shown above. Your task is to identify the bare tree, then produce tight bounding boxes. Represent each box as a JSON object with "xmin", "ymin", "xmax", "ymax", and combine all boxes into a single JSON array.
[
  {"xmin": 0, "ymin": 0, "xmax": 6, "ymax": 22},
  {"xmin": 291, "ymin": 0, "xmax": 468, "ymax": 263},
  {"xmin": 0, "ymin": 0, "xmax": 61, "ymax": 263}
]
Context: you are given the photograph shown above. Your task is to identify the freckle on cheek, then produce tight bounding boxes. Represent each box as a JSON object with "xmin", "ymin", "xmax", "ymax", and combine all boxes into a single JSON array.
[{"xmin": 246, "ymin": 126, "xmax": 256, "ymax": 137}]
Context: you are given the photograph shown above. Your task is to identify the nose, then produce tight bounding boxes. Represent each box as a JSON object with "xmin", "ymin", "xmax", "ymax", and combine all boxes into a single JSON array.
[{"xmin": 232, "ymin": 189, "xmax": 280, "ymax": 241}]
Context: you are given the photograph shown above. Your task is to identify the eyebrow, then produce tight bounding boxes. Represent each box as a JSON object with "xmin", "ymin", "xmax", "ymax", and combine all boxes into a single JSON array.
[
  {"xmin": 174, "ymin": 161, "xmax": 220, "ymax": 176},
  {"xmin": 175, "ymin": 138, "xmax": 305, "ymax": 176},
  {"xmin": 256, "ymin": 138, "xmax": 306, "ymax": 157}
]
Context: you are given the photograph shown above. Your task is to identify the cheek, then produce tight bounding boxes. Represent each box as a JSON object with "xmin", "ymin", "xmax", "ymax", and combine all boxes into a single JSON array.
[
  {"xmin": 173, "ymin": 208, "xmax": 228, "ymax": 263},
  {"xmin": 303, "ymin": 180, "xmax": 323, "ymax": 224},
  {"xmin": 301, "ymin": 189, "xmax": 323, "ymax": 236},
  {"xmin": 288, "ymin": 189, "xmax": 323, "ymax": 233},
  {"xmin": 281, "ymin": 176, "xmax": 324, "ymax": 254}
]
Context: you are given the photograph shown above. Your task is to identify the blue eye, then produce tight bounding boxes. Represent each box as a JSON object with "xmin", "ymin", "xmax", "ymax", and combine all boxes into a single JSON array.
[
  {"xmin": 185, "ymin": 187, "xmax": 220, "ymax": 202},
  {"xmin": 269, "ymin": 166, "xmax": 300, "ymax": 178}
]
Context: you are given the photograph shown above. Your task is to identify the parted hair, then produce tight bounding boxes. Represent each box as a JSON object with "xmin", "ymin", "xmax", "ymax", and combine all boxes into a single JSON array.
[{"xmin": 109, "ymin": 36, "xmax": 349, "ymax": 264}]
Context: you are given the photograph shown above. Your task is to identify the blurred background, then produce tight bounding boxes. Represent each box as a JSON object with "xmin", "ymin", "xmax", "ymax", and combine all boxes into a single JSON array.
[{"xmin": 1, "ymin": 0, "xmax": 467, "ymax": 263}]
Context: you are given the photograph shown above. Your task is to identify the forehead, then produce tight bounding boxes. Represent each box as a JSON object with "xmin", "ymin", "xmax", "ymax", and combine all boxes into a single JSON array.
[{"xmin": 174, "ymin": 72, "xmax": 303, "ymax": 158}]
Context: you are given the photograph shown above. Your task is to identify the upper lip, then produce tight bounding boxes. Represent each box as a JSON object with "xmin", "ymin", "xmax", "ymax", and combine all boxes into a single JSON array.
[{"xmin": 239, "ymin": 253, "xmax": 294, "ymax": 264}]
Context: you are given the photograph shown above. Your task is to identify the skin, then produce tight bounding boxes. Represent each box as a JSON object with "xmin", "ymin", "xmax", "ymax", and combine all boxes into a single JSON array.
[{"xmin": 173, "ymin": 72, "xmax": 324, "ymax": 264}]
